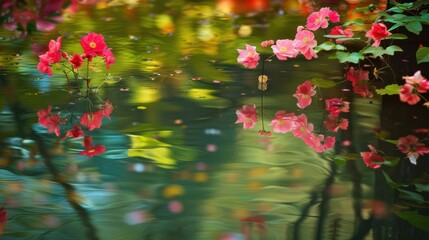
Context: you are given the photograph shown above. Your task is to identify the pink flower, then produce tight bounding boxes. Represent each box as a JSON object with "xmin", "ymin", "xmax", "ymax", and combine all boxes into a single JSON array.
[
  {"xmin": 80, "ymin": 32, "xmax": 107, "ymax": 56},
  {"xmin": 271, "ymin": 39, "xmax": 298, "ymax": 60},
  {"xmin": 294, "ymin": 26, "xmax": 318, "ymax": 60},
  {"xmin": 270, "ymin": 111, "xmax": 297, "ymax": 133},
  {"xmin": 292, "ymin": 114, "xmax": 314, "ymax": 139},
  {"xmin": 68, "ymin": 53, "xmax": 83, "ymax": 69},
  {"xmin": 302, "ymin": 133, "xmax": 335, "ymax": 152},
  {"xmin": 306, "ymin": 10, "xmax": 329, "ymax": 31},
  {"xmin": 237, "ymin": 44, "xmax": 260, "ymax": 68},
  {"xmin": 293, "ymin": 80, "xmax": 317, "ymax": 109},
  {"xmin": 402, "ymin": 70, "xmax": 429, "ymax": 93},
  {"xmin": 305, "ymin": 7, "xmax": 339, "ymax": 31},
  {"xmin": 46, "ymin": 36, "xmax": 62, "ymax": 64},
  {"xmin": 80, "ymin": 136, "xmax": 106, "ymax": 158},
  {"xmin": 235, "ymin": 104, "xmax": 258, "ymax": 129},
  {"xmin": 104, "ymin": 48, "xmax": 115, "ymax": 69},
  {"xmin": 399, "ymin": 84, "xmax": 421, "ymax": 105},
  {"xmin": 346, "ymin": 67, "xmax": 373, "ymax": 98},
  {"xmin": 80, "ymin": 111, "xmax": 104, "ymax": 131},
  {"xmin": 324, "ymin": 114, "xmax": 348, "ymax": 132},
  {"xmin": 365, "ymin": 23, "xmax": 391, "ymax": 47},
  {"xmin": 397, "ymin": 135, "xmax": 429, "ymax": 165},
  {"xmin": 360, "ymin": 145, "xmax": 384, "ymax": 169},
  {"xmin": 37, "ymin": 54, "xmax": 52, "ymax": 76},
  {"xmin": 326, "ymin": 98, "xmax": 350, "ymax": 116}
]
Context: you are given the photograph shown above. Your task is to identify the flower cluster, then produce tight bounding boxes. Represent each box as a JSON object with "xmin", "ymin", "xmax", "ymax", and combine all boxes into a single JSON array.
[
  {"xmin": 37, "ymin": 32, "xmax": 115, "ymax": 92},
  {"xmin": 399, "ymin": 70, "xmax": 429, "ymax": 105},
  {"xmin": 37, "ymin": 100, "xmax": 113, "ymax": 158}
]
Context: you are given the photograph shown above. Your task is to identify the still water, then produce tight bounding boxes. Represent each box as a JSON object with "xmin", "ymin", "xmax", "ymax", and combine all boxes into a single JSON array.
[{"xmin": 0, "ymin": 1, "xmax": 423, "ymax": 240}]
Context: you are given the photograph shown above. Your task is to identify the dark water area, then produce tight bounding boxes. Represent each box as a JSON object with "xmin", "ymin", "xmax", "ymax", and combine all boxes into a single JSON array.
[{"xmin": 0, "ymin": 0, "xmax": 428, "ymax": 240}]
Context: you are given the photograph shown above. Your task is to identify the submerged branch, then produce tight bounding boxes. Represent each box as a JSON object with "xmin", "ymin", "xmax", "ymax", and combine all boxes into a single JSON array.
[{"xmin": 31, "ymin": 130, "xmax": 99, "ymax": 240}]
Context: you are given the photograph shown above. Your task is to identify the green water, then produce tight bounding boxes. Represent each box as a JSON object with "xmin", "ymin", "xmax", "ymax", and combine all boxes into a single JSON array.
[{"xmin": 0, "ymin": 1, "xmax": 413, "ymax": 240}]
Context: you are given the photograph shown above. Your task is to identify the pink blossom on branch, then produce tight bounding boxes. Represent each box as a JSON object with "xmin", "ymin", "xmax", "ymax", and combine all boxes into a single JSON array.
[
  {"xmin": 271, "ymin": 39, "xmax": 298, "ymax": 60},
  {"xmin": 294, "ymin": 26, "xmax": 318, "ymax": 60},
  {"xmin": 293, "ymin": 80, "xmax": 317, "ymax": 109},
  {"xmin": 365, "ymin": 23, "xmax": 391, "ymax": 47},
  {"xmin": 305, "ymin": 7, "xmax": 340, "ymax": 31},
  {"xmin": 235, "ymin": 104, "xmax": 258, "ymax": 129},
  {"xmin": 237, "ymin": 44, "xmax": 260, "ymax": 69}
]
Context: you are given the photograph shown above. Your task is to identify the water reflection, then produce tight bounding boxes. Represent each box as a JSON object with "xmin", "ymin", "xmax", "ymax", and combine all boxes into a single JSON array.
[{"xmin": 1, "ymin": 0, "xmax": 428, "ymax": 240}]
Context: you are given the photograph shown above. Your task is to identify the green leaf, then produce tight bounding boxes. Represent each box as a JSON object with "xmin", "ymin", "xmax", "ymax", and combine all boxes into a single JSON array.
[
  {"xmin": 382, "ymin": 171, "xmax": 402, "ymax": 188},
  {"xmin": 343, "ymin": 19, "xmax": 364, "ymax": 26},
  {"xmin": 335, "ymin": 51, "xmax": 364, "ymax": 64},
  {"xmin": 406, "ymin": 21, "xmax": 423, "ymax": 35},
  {"xmin": 315, "ymin": 41, "xmax": 346, "ymax": 52},
  {"xmin": 361, "ymin": 46, "xmax": 385, "ymax": 58},
  {"xmin": 416, "ymin": 47, "xmax": 429, "ymax": 64},
  {"xmin": 395, "ymin": 211, "xmax": 429, "ymax": 232},
  {"xmin": 354, "ymin": 4, "xmax": 377, "ymax": 14},
  {"xmin": 385, "ymin": 45, "xmax": 403, "ymax": 55},
  {"xmin": 397, "ymin": 188, "xmax": 427, "ymax": 203},
  {"xmin": 388, "ymin": 22, "xmax": 405, "ymax": 32},
  {"xmin": 310, "ymin": 77, "xmax": 337, "ymax": 88},
  {"xmin": 415, "ymin": 183, "xmax": 429, "ymax": 192},
  {"xmin": 361, "ymin": 46, "xmax": 402, "ymax": 58},
  {"xmin": 376, "ymin": 84, "xmax": 401, "ymax": 95},
  {"xmin": 387, "ymin": 2, "xmax": 413, "ymax": 13},
  {"xmin": 386, "ymin": 33, "xmax": 408, "ymax": 40}
]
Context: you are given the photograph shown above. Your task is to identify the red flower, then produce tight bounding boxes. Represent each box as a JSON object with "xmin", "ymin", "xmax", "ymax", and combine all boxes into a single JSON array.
[
  {"xmin": 397, "ymin": 135, "xmax": 429, "ymax": 165},
  {"xmin": 65, "ymin": 125, "xmax": 84, "ymax": 138},
  {"xmin": 104, "ymin": 48, "xmax": 115, "ymax": 69},
  {"xmin": 37, "ymin": 54, "xmax": 52, "ymax": 76},
  {"xmin": 46, "ymin": 114, "xmax": 63, "ymax": 137},
  {"xmin": 360, "ymin": 145, "xmax": 384, "ymax": 169},
  {"xmin": 324, "ymin": 114, "xmax": 348, "ymax": 133},
  {"xmin": 102, "ymin": 100, "xmax": 114, "ymax": 119},
  {"xmin": 46, "ymin": 36, "xmax": 62, "ymax": 64},
  {"xmin": 80, "ymin": 32, "xmax": 107, "ymax": 56},
  {"xmin": 293, "ymin": 80, "xmax": 317, "ymax": 109},
  {"xmin": 80, "ymin": 136, "xmax": 105, "ymax": 158},
  {"xmin": 365, "ymin": 23, "xmax": 391, "ymax": 47},
  {"xmin": 37, "ymin": 105, "xmax": 52, "ymax": 127},
  {"xmin": 326, "ymin": 98, "xmax": 350, "ymax": 116},
  {"xmin": 68, "ymin": 53, "xmax": 83, "ymax": 69},
  {"xmin": 80, "ymin": 111, "xmax": 104, "ymax": 131},
  {"xmin": 0, "ymin": 207, "xmax": 7, "ymax": 235}
]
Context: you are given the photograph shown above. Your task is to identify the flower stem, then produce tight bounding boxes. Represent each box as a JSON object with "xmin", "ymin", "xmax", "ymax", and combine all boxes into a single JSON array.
[{"xmin": 63, "ymin": 71, "xmax": 73, "ymax": 92}]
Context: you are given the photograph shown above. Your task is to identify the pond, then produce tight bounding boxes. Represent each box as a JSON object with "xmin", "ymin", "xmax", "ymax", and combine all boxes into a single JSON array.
[{"xmin": 0, "ymin": 0, "xmax": 429, "ymax": 240}]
